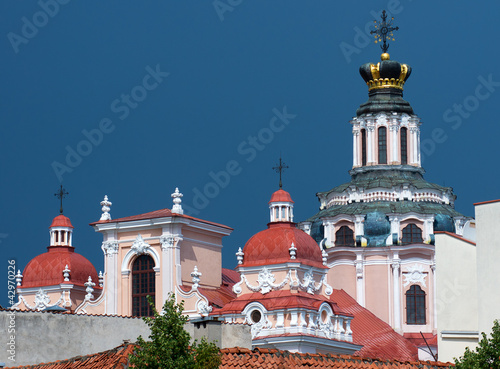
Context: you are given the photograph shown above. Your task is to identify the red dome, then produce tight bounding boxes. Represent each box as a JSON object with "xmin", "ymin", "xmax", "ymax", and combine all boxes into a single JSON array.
[
  {"xmin": 50, "ymin": 215, "xmax": 74, "ymax": 228},
  {"xmin": 268, "ymin": 189, "xmax": 294, "ymax": 204},
  {"xmin": 22, "ymin": 246, "xmax": 98, "ymax": 288},
  {"xmin": 241, "ymin": 222, "xmax": 325, "ymax": 268}
]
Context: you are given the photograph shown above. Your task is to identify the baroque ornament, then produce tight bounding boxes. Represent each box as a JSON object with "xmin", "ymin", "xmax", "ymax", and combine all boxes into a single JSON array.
[
  {"xmin": 34, "ymin": 289, "xmax": 51, "ymax": 310},
  {"xmin": 101, "ymin": 241, "xmax": 119, "ymax": 256},
  {"xmin": 131, "ymin": 234, "xmax": 150, "ymax": 255},
  {"xmin": 403, "ymin": 264, "xmax": 427, "ymax": 287}
]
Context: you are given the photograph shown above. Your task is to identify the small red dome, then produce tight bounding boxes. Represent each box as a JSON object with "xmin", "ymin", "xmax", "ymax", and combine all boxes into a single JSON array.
[
  {"xmin": 22, "ymin": 247, "xmax": 98, "ymax": 288},
  {"xmin": 50, "ymin": 215, "xmax": 74, "ymax": 228},
  {"xmin": 268, "ymin": 189, "xmax": 294, "ymax": 204},
  {"xmin": 241, "ymin": 222, "xmax": 325, "ymax": 268}
]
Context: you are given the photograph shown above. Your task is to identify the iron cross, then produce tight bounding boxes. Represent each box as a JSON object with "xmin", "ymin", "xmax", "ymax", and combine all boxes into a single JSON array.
[
  {"xmin": 272, "ymin": 157, "xmax": 289, "ymax": 189},
  {"xmin": 54, "ymin": 185, "xmax": 69, "ymax": 214},
  {"xmin": 370, "ymin": 10, "xmax": 399, "ymax": 53}
]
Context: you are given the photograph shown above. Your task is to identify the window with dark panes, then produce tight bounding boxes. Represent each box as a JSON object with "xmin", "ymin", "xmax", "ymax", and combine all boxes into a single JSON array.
[
  {"xmin": 401, "ymin": 127, "xmax": 408, "ymax": 164},
  {"xmin": 132, "ymin": 254, "xmax": 155, "ymax": 317},
  {"xmin": 401, "ymin": 223, "xmax": 423, "ymax": 244},
  {"xmin": 378, "ymin": 126, "xmax": 387, "ymax": 164},
  {"xmin": 406, "ymin": 285, "xmax": 426, "ymax": 324},
  {"xmin": 335, "ymin": 226, "xmax": 355, "ymax": 246}
]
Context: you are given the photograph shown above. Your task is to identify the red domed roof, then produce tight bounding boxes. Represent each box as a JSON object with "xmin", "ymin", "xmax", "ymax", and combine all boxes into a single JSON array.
[
  {"xmin": 50, "ymin": 215, "xmax": 74, "ymax": 228},
  {"xmin": 268, "ymin": 189, "xmax": 294, "ymax": 204},
  {"xmin": 241, "ymin": 222, "xmax": 325, "ymax": 268},
  {"xmin": 22, "ymin": 246, "xmax": 98, "ymax": 288}
]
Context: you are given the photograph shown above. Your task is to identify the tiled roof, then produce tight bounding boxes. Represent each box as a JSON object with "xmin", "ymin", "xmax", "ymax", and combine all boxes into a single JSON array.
[
  {"xmin": 49, "ymin": 214, "xmax": 74, "ymax": 228},
  {"xmin": 220, "ymin": 347, "xmax": 453, "ymax": 368},
  {"xmin": 21, "ymin": 246, "xmax": 99, "ymax": 289},
  {"xmin": 5, "ymin": 344, "xmax": 135, "ymax": 369},
  {"xmin": 331, "ymin": 289, "xmax": 419, "ymax": 362},
  {"xmin": 269, "ymin": 189, "xmax": 294, "ymax": 204},
  {"xmin": 89, "ymin": 208, "xmax": 232, "ymax": 230},
  {"xmin": 213, "ymin": 290, "xmax": 348, "ymax": 316},
  {"xmin": 7, "ymin": 344, "xmax": 453, "ymax": 368},
  {"xmin": 241, "ymin": 222, "xmax": 325, "ymax": 269}
]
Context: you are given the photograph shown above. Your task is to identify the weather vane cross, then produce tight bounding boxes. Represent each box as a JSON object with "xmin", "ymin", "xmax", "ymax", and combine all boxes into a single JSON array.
[
  {"xmin": 370, "ymin": 10, "xmax": 399, "ymax": 53},
  {"xmin": 54, "ymin": 185, "xmax": 69, "ymax": 215},
  {"xmin": 272, "ymin": 157, "xmax": 289, "ymax": 189}
]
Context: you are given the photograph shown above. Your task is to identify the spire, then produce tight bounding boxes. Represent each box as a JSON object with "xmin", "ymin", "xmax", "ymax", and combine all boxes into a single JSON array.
[
  {"xmin": 272, "ymin": 156, "xmax": 289, "ymax": 189},
  {"xmin": 370, "ymin": 10, "xmax": 399, "ymax": 56},
  {"xmin": 54, "ymin": 185, "xmax": 69, "ymax": 215}
]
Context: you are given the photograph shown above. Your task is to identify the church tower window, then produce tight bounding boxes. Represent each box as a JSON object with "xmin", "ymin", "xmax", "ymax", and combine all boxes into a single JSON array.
[
  {"xmin": 335, "ymin": 226, "xmax": 354, "ymax": 246},
  {"xmin": 378, "ymin": 127, "xmax": 387, "ymax": 164},
  {"xmin": 132, "ymin": 255, "xmax": 155, "ymax": 317},
  {"xmin": 361, "ymin": 129, "xmax": 367, "ymax": 166},
  {"xmin": 401, "ymin": 127, "xmax": 408, "ymax": 164},
  {"xmin": 405, "ymin": 285, "xmax": 426, "ymax": 324},
  {"xmin": 401, "ymin": 224, "xmax": 423, "ymax": 244}
]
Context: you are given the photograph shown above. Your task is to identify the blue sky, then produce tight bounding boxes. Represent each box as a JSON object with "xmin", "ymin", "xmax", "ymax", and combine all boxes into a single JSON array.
[{"xmin": 1, "ymin": 1, "xmax": 499, "ymax": 306}]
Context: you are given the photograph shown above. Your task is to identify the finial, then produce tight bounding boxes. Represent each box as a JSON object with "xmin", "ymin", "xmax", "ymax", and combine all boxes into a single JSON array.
[
  {"xmin": 84, "ymin": 276, "xmax": 95, "ymax": 300},
  {"xmin": 370, "ymin": 10, "xmax": 399, "ymax": 55},
  {"xmin": 289, "ymin": 242, "xmax": 297, "ymax": 260},
  {"xmin": 272, "ymin": 156, "xmax": 289, "ymax": 189},
  {"xmin": 171, "ymin": 187, "xmax": 184, "ymax": 215},
  {"xmin": 322, "ymin": 249, "xmax": 328, "ymax": 266},
  {"xmin": 63, "ymin": 265, "xmax": 71, "ymax": 282},
  {"xmin": 236, "ymin": 247, "xmax": 244, "ymax": 265},
  {"xmin": 54, "ymin": 185, "xmax": 69, "ymax": 215},
  {"xmin": 15, "ymin": 270, "xmax": 23, "ymax": 287},
  {"xmin": 98, "ymin": 271, "xmax": 104, "ymax": 287},
  {"xmin": 191, "ymin": 266, "xmax": 202, "ymax": 290},
  {"xmin": 100, "ymin": 195, "xmax": 112, "ymax": 221}
]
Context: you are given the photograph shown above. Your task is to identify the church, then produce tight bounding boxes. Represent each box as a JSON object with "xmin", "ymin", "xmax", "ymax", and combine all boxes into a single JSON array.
[{"xmin": 11, "ymin": 11, "xmax": 474, "ymax": 363}]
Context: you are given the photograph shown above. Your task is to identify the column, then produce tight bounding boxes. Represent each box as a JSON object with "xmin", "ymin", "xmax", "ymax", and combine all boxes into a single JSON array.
[
  {"xmin": 101, "ymin": 239, "xmax": 118, "ymax": 315},
  {"xmin": 390, "ymin": 123, "xmax": 399, "ymax": 164},
  {"xmin": 353, "ymin": 130, "xmax": 359, "ymax": 167},
  {"xmin": 388, "ymin": 215, "xmax": 400, "ymax": 245},
  {"xmin": 431, "ymin": 259, "xmax": 437, "ymax": 330},
  {"xmin": 392, "ymin": 254, "xmax": 402, "ymax": 332},
  {"xmin": 366, "ymin": 125, "xmax": 374, "ymax": 164},
  {"xmin": 354, "ymin": 215, "xmax": 365, "ymax": 238},
  {"xmin": 410, "ymin": 127, "xmax": 418, "ymax": 165},
  {"xmin": 355, "ymin": 252, "xmax": 365, "ymax": 306}
]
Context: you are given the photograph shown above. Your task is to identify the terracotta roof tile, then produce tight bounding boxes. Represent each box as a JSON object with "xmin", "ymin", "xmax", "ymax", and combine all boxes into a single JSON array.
[{"xmin": 89, "ymin": 208, "xmax": 232, "ymax": 230}]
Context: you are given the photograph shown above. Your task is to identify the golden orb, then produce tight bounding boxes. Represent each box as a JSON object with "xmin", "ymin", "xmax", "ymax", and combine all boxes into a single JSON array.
[{"xmin": 381, "ymin": 53, "xmax": 390, "ymax": 61}]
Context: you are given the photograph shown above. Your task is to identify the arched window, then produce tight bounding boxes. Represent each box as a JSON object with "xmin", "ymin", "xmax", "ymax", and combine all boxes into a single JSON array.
[
  {"xmin": 132, "ymin": 255, "xmax": 155, "ymax": 317},
  {"xmin": 335, "ymin": 226, "xmax": 354, "ymax": 246},
  {"xmin": 400, "ymin": 127, "xmax": 408, "ymax": 164},
  {"xmin": 378, "ymin": 126, "xmax": 387, "ymax": 164},
  {"xmin": 406, "ymin": 285, "xmax": 426, "ymax": 324},
  {"xmin": 401, "ymin": 224, "xmax": 423, "ymax": 244},
  {"xmin": 361, "ymin": 129, "xmax": 367, "ymax": 166}
]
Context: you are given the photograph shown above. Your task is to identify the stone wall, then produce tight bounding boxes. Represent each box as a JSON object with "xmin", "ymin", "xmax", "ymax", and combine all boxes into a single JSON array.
[{"xmin": 0, "ymin": 310, "xmax": 251, "ymax": 366}]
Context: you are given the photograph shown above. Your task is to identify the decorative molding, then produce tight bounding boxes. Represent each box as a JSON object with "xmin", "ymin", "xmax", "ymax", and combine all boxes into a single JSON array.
[
  {"xmin": 298, "ymin": 268, "xmax": 324, "ymax": 295},
  {"xmin": 98, "ymin": 271, "xmax": 104, "ymax": 287},
  {"xmin": 197, "ymin": 300, "xmax": 212, "ymax": 316},
  {"xmin": 131, "ymin": 234, "xmax": 150, "ymax": 255},
  {"xmin": 34, "ymin": 289, "xmax": 51, "ymax": 310},
  {"xmin": 237, "ymin": 268, "xmax": 291, "ymax": 295},
  {"xmin": 322, "ymin": 249, "xmax": 328, "ymax": 266},
  {"xmin": 354, "ymin": 259, "xmax": 363, "ymax": 279},
  {"xmin": 403, "ymin": 264, "xmax": 427, "ymax": 287},
  {"xmin": 101, "ymin": 241, "xmax": 118, "ymax": 256},
  {"xmin": 100, "ymin": 195, "xmax": 112, "ymax": 221},
  {"xmin": 160, "ymin": 235, "xmax": 182, "ymax": 250}
]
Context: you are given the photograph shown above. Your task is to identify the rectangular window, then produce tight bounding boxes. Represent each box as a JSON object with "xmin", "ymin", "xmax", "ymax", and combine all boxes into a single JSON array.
[
  {"xmin": 378, "ymin": 127, "xmax": 387, "ymax": 164},
  {"xmin": 361, "ymin": 129, "xmax": 367, "ymax": 166},
  {"xmin": 401, "ymin": 127, "xmax": 408, "ymax": 164}
]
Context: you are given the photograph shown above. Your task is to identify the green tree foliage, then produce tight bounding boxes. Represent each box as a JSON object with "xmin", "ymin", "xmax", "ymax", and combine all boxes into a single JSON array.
[
  {"xmin": 129, "ymin": 294, "xmax": 221, "ymax": 369},
  {"xmin": 455, "ymin": 320, "xmax": 500, "ymax": 368}
]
